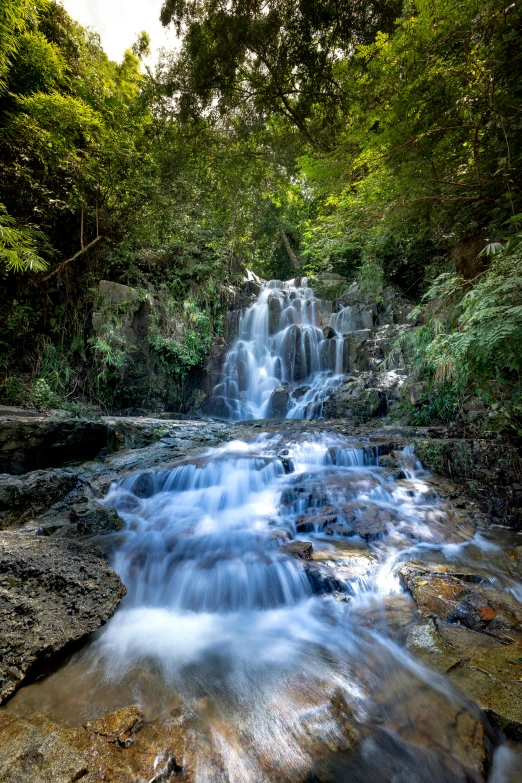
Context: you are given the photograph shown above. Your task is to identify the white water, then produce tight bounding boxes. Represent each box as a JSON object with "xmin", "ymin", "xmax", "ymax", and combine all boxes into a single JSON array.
[
  {"xmin": 9, "ymin": 430, "xmax": 521, "ymax": 781},
  {"xmin": 210, "ymin": 278, "xmax": 343, "ymax": 420},
  {"xmin": 5, "ymin": 285, "xmax": 520, "ymax": 779}
]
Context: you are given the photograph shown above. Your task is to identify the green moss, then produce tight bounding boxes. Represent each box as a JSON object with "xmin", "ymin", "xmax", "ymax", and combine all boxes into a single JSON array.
[{"xmin": 415, "ymin": 440, "xmax": 446, "ymax": 474}]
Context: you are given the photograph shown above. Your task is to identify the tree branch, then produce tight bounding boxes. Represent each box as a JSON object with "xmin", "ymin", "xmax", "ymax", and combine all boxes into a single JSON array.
[{"xmin": 43, "ymin": 235, "xmax": 104, "ymax": 281}]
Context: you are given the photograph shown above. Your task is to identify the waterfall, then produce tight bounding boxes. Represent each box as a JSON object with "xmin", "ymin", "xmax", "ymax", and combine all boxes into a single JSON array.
[{"xmin": 210, "ymin": 277, "xmax": 342, "ymax": 420}]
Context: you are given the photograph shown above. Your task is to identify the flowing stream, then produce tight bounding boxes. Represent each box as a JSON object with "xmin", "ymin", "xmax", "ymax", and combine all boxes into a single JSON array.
[
  {"xmin": 5, "ymin": 278, "xmax": 522, "ymax": 781},
  {"xmin": 6, "ymin": 429, "xmax": 522, "ymax": 781}
]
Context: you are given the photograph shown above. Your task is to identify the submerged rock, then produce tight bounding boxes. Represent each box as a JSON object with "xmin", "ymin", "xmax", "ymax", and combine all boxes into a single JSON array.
[
  {"xmin": 0, "ymin": 706, "xmax": 192, "ymax": 783},
  {"xmin": 0, "ymin": 532, "xmax": 125, "ymax": 703}
]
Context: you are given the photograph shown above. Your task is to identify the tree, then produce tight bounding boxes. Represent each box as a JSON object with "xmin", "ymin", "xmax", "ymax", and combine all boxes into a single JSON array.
[{"xmin": 160, "ymin": 0, "xmax": 401, "ymax": 147}]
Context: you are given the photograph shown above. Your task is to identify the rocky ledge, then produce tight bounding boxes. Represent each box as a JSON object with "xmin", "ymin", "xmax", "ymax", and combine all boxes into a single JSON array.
[
  {"xmin": 0, "ymin": 413, "xmax": 232, "ymax": 706},
  {"xmin": 0, "ymin": 532, "xmax": 125, "ymax": 703}
]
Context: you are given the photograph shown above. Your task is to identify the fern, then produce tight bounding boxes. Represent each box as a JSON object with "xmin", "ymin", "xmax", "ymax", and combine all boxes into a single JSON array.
[
  {"xmin": 400, "ymin": 233, "xmax": 522, "ymax": 430},
  {"xmin": 0, "ymin": 205, "xmax": 49, "ymax": 272}
]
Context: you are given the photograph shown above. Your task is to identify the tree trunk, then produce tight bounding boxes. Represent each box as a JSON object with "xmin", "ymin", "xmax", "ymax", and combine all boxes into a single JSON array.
[{"xmin": 279, "ymin": 226, "xmax": 299, "ymax": 269}]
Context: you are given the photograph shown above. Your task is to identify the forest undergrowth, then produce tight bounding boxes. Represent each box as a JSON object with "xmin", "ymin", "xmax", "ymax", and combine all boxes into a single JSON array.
[{"xmin": 0, "ymin": 0, "xmax": 521, "ymax": 431}]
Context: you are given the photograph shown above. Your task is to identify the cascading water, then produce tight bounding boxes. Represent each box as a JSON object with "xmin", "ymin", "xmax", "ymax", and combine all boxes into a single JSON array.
[
  {"xmin": 7, "ymin": 428, "xmax": 522, "ymax": 782},
  {"xmin": 4, "ymin": 280, "xmax": 521, "ymax": 782},
  {"xmin": 210, "ymin": 278, "xmax": 343, "ymax": 420}
]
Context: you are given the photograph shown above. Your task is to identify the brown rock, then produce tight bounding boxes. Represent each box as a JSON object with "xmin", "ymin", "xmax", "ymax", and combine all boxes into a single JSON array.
[
  {"xmin": 281, "ymin": 540, "xmax": 313, "ymax": 559},
  {"xmin": 0, "ymin": 707, "xmax": 193, "ymax": 782},
  {"xmin": 448, "ymin": 644, "xmax": 522, "ymax": 739}
]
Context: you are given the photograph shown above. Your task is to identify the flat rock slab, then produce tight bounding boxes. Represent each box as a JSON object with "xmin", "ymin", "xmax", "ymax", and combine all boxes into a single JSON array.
[
  {"xmin": 0, "ymin": 413, "xmax": 230, "ymax": 477},
  {"xmin": 0, "ymin": 532, "xmax": 125, "ymax": 703}
]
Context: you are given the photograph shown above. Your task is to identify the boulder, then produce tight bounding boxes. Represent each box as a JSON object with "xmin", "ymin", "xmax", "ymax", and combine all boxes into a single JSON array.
[
  {"xmin": 0, "ymin": 468, "xmax": 78, "ymax": 522},
  {"xmin": 98, "ymin": 280, "xmax": 139, "ymax": 306},
  {"xmin": 404, "ymin": 607, "xmax": 522, "ymax": 739},
  {"xmin": 330, "ymin": 304, "xmax": 374, "ymax": 334},
  {"xmin": 293, "ymin": 385, "xmax": 311, "ymax": 400},
  {"xmin": 323, "ymin": 370, "xmax": 407, "ymax": 421},
  {"xmin": 0, "ymin": 531, "xmax": 125, "ymax": 703},
  {"xmin": 267, "ymin": 386, "xmax": 290, "ymax": 418},
  {"xmin": 323, "ymin": 325, "xmax": 337, "ymax": 339},
  {"xmin": 399, "ymin": 562, "xmax": 522, "ymax": 642},
  {"xmin": 268, "ymin": 293, "xmax": 283, "ymax": 334},
  {"xmin": 68, "ymin": 501, "xmax": 124, "ymax": 535},
  {"xmin": 448, "ymin": 643, "xmax": 522, "ymax": 740}
]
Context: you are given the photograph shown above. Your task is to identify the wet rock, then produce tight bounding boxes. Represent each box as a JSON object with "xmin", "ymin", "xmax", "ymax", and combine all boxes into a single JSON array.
[
  {"xmin": 0, "ymin": 712, "xmax": 90, "ymax": 783},
  {"xmin": 414, "ymin": 437, "xmax": 522, "ymax": 528},
  {"xmin": 376, "ymin": 675, "xmax": 491, "ymax": 781},
  {"xmin": 0, "ymin": 531, "xmax": 126, "ymax": 703},
  {"xmin": 293, "ymin": 385, "xmax": 311, "ymax": 400},
  {"xmin": 69, "ymin": 501, "xmax": 124, "ymax": 535},
  {"xmin": 310, "ymin": 539, "xmax": 375, "ymax": 586},
  {"xmin": 407, "ymin": 504, "xmax": 476, "ymax": 544},
  {"xmin": 305, "ymin": 563, "xmax": 347, "ymax": 595},
  {"xmin": 381, "ymin": 605, "xmax": 522, "ymax": 742},
  {"xmin": 0, "ymin": 468, "xmax": 78, "ymax": 524},
  {"xmin": 391, "ymin": 478, "xmax": 438, "ymax": 502},
  {"xmin": 112, "ymin": 492, "xmax": 141, "ymax": 514},
  {"xmin": 268, "ymin": 293, "xmax": 283, "ymax": 334},
  {"xmin": 281, "ymin": 540, "xmax": 313, "ymax": 559},
  {"xmin": 448, "ymin": 644, "xmax": 522, "ymax": 739},
  {"xmin": 326, "ymin": 443, "xmax": 369, "ymax": 466},
  {"xmin": 322, "ymin": 325, "xmax": 336, "ymax": 339},
  {"xmin": 270, "ymin": 528, "xmax": 292, "ymax": 544},
  {"xmin": 406, "ymin": 618, "xmax": 461, "ymax": 673},
  {"xmin": 350, "ymin": 594, "xmax": 416, "ymax": 640},
  {"xmin": 330, "ymin": 304, "xmax": 374, "ymax": 334},
  {"xmin": 204, "ymin": 395, "xmax": 232, "ymax": 419},
  {"xmin": 267, "ymin": 386, "xmax": 290, "ymax": 418},
  {"xmin": 0, "ymin": 707, "xmax": 192, "ymax": 783},
  {"xmin": 281, "ymin": 470, "xmax": 381, "ymax": 513},
  {"xmin": 399, "ymin": 563, "xmax": 522, "ymax": 642},
  {"xmin": 23, "ymin": 500, "xmax": 124, "ymax": 538},
  {"xmin": 296, "ymin": 507, "xmax": 338, "ymax": 533},
  {"xmin": 323, "ymin": 368, "xmax": 408, "ymax": 421},
  {"xmin": 129, "ymin": 470, "xmax": 155, "ymax": 498},
  {"xmin": 325, "ymin": 514, "xmax": 388, "ymax": 542}
]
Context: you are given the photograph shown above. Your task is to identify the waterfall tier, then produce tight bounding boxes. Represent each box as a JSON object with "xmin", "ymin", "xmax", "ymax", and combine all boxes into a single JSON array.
[{"xmin": 210, "ymin": 278, "xmax": 344, "ymax": 420}]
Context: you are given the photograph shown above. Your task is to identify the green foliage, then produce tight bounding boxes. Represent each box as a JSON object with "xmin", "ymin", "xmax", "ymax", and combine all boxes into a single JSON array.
[
  {"xmin": 26, "ymin": 376, "xmax": 61, "ymax": 409},
  {"xmin": 149, "ymin": 300, "xmax": 214, "ymax": 379},
  {"xmin": 400, "ymin": 231, "xmax": 522, "ymax": 431},
  {"xmin": 0, "ymin": 205, "xmax": 48, "ymax": 272},
  {"xmin": 0, "ymin": 375, "xmax": 24, "ymax": 405},
  {"xmin": 1, "ymin": 0, "xmax": 522, "ymax": 420},
  {"xmin": 408, "ymin": 384, "xmax": 461, "ymax": 426},
  {"xmin": 298, "ymin": 0, "xmax": 522, "ymax": 292},
  {"xmin": 0, "ymin": 0, "xmax": 49, "ymax": 92},
  {"xmin": 161, "ymin": 0, "xmax": 401, "ymax": 146}
]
